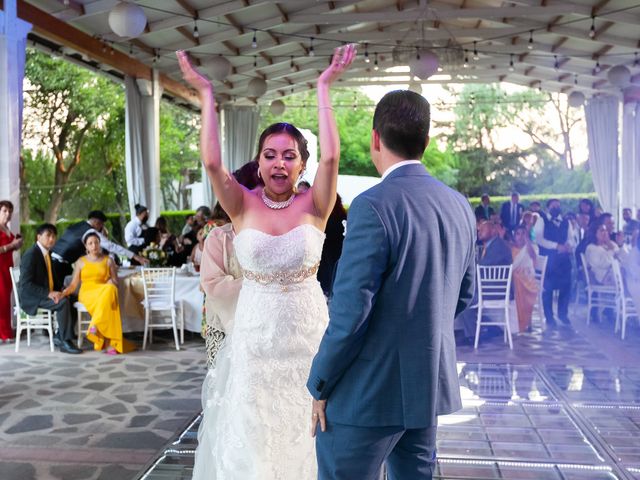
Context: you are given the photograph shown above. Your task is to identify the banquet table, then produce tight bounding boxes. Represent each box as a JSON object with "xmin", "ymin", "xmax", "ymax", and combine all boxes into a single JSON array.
[{"xmin": 117, "ymin": 268, "xmax": 204, "ymax": 333}]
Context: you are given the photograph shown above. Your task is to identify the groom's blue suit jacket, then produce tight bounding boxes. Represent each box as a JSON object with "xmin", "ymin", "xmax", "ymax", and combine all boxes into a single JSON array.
[{"xmin": 307, "ymin": 163, "xmax": 476, "ymax": 429}]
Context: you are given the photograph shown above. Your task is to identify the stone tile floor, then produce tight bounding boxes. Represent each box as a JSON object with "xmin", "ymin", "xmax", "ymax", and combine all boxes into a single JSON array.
[
  {"xmin": 2, "ymin": 303, "xmax": 639, "ymax": 480},
  {"xmin": 0, "ymin": 331, "xmax": 207, "ymax": 480}
]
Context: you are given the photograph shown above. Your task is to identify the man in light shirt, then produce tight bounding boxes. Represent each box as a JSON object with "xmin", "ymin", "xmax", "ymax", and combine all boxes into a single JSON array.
[{"xmin": 124, "ymin": 204, "xmax": 149, "ymax": 253}]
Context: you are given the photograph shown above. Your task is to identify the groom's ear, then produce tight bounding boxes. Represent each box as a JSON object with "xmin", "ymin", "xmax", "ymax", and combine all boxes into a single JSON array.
[{"xmin": 371, "ymin": 129, "xmax": 381, "ymax": 152}]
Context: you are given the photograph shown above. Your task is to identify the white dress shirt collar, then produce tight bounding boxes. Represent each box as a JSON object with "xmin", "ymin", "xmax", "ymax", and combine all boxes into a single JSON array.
[
  {"xmin": 381, "ymin": 160, "xmax": 422, "ymax": 180},
  {"xmin": 36, "ymin": 241, "xmax": 50, "ymax": 257}
]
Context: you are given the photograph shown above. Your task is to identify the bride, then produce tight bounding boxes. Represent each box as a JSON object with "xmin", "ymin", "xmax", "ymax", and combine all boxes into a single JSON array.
[{"xmin": 177, "ymin": 44, "xmax": 356, "ymax": 478}]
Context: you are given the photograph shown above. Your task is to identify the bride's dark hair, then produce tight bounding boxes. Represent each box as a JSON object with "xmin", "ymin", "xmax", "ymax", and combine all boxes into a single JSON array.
[{"xmin": 253, "ymin": 123, "xmax": 310, "ymax": 165}]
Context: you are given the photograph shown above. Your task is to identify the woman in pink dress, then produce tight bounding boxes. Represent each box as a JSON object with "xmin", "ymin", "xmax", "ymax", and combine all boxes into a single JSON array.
[{"xmin": 0, "ymin": 200, "xmax": 24, "ymax": 341}]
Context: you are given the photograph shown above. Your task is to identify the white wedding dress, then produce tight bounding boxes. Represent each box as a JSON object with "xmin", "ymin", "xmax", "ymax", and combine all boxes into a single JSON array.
[{"xmin": 193, "ymin": 224, "xmax": 328, "ymax": 479}]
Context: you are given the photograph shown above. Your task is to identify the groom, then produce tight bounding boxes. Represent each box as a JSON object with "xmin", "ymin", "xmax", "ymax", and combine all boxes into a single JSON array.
[{"xmin": 307, "ymin": 90, "xmax": 476, "ymax": 479}]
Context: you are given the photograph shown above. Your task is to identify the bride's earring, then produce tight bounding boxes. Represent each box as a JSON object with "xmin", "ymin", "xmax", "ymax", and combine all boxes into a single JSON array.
[{"xmin": 257, "ymin": 169, "xmax": 262, "ymax": 179}]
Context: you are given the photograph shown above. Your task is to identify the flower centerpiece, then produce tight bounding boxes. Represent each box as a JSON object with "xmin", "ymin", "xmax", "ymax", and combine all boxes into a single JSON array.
[{"xmin": 141, "ymin": 242, "xmax": 167, "ymax": 267}]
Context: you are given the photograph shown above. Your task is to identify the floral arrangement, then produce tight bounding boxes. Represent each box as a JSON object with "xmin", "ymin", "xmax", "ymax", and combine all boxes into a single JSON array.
[{"xmin": 142, "ymin": 243, "xmax": 167, "ymax": 267}]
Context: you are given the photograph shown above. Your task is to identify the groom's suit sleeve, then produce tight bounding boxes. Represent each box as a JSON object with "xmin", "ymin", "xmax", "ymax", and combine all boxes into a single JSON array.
[{"xmin": 307, "ymin": 195, "xmax": 389, "ymax": 401}]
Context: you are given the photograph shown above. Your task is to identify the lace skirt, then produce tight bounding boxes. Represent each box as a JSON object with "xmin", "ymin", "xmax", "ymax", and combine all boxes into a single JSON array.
[{"xmin": 193, "ymin": 278, "xmax": 328, "ymax": 479}]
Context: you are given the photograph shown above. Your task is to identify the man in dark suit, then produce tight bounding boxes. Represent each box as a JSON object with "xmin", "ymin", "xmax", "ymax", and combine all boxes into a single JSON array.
[
  {"xmin": 500, "ymin": 192, "xmax": 524, "ymax": 234},
  {"xmin": 474, "ymin": 194, "xmax": 495, "ymax": 221},
  {"xmin": 307, "ymin": 90, "xmax": 476, "ymax": 479},
  {"xmin": 457, "ymin": 218, "xmax": 513, "ymax": 341},
  {"xmin": 52, "ymin": 210, "xmax": 146, "ymax": 280},
  {"xmin": 18, "ymin": 224, "xmax": 81, "ymax": 354}
]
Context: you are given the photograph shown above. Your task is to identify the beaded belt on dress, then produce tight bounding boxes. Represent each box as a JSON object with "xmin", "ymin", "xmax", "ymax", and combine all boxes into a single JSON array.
[{"xmin": 242, "ymin": 262, "xmax": 320, "ymax": 291}]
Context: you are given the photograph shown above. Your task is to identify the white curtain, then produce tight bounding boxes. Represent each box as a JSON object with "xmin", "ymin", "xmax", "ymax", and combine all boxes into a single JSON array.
[
  {"xmin": 585, "ymin": 95, "xmax": 619, "ymax": 215},
  {"xmin": 621, "ymin": 101, "xmax": 640, "ymax": 213},
  {"xmin": 0, "ymin": 2, "xmax": 31, "ymax": 232},
  {"xmin": 201, "ymin": 106, "xmax": 260, "ymax": 207},
  {"xmin": 124, "ymin": 71, "xmax": 163, "ymax": 221}
]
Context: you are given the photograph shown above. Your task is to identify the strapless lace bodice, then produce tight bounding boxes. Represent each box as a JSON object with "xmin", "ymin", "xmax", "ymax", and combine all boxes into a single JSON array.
[
  {"xmin": 193, "ymin": 223, "xmax": 329, "ymax": 479},
  {"xmin": 234, "ymin": 224, "xmax": 325, "ymax": 274}
]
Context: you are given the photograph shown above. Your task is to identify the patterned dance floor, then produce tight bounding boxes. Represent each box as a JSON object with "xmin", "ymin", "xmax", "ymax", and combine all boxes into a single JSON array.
[{"xmin": 141, "ymin": 305, "xmax": 640, "ymax": 480}]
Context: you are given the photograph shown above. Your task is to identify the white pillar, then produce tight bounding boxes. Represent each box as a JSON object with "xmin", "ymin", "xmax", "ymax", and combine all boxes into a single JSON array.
[{"xmin": 0, "ymin": 0, "xmax": 32, "ymax": 233}]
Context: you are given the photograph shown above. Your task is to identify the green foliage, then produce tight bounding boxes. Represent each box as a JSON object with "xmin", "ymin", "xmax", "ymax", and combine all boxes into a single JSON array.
[
  {"xmin": 259, "ymin": 89, "xmax": 377, "ymax": 176},
  {"xmin": 159, "ymin": 103, "xmax": 201, "ymax": 209},
  {"xmin": 421, "ymin": 141, "xmax": 458, "ymax": 186}
]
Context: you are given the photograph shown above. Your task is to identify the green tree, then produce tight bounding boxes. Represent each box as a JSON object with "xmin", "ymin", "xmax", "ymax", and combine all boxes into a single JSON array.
[{"xmin": 23, "ymin": 49, "xmax": 124, "ymax": 223}]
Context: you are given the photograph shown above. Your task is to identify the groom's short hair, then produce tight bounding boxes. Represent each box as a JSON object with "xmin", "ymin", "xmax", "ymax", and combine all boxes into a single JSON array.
[{"xmin": 373, "ymin": 90, "xmax": 430, "ymax": 160}]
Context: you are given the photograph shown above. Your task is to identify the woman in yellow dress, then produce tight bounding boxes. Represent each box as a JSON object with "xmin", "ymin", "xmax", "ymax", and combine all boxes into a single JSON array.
[{"xmin": 62, "ymin": 231, "xmax": 134, "ymax": 354}]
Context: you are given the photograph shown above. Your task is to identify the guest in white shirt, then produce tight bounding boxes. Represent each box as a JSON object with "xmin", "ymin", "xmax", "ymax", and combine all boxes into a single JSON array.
[
  {"xmin": 585, "ymin": 224, "xmax": 621, "ymax": 285},
  {"xmin": 124, "ymin": 204, "xmax": 149, "ymax": 252}
]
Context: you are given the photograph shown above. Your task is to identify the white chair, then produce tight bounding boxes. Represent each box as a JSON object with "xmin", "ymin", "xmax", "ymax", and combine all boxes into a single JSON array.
[
  {"xmin": 73, "ymin": 302, "xmax": 91, "ymax": 347},
  {"xmin": 612, "ymin": 261, "xmax": 638, "ymax": 340},
  {"xmin": 474, "ymin": 265, "xmax": 514, "ymax": 349},
  {"xmin": 141, "ymin": 267, "xmax": 183, "ymax": 350},
  {"xmin": 533, "ymin": 255, "xmax": 548, "ymax": 328},
  {"xmin": 9, "ymin": 267, "xmax": 55, "ymax": 353},
  {"xmin": 580, "ymin": 253, "xmax": 617, "ymax": 325}
]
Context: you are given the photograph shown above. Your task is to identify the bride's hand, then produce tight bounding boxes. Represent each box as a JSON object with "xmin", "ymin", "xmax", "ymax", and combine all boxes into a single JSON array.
[
  {"xmin": 176, "ymin": 50, "xmax": 212, "ymax": 94},
  {"xmin": 318, "ymin": 44, "xmax": 357, "ymax": 86}
]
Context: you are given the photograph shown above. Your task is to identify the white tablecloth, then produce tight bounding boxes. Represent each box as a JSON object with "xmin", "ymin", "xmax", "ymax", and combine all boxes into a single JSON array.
[{"xmin": 117, "ymin": 269, "xmax": 204, "ymax": 333}]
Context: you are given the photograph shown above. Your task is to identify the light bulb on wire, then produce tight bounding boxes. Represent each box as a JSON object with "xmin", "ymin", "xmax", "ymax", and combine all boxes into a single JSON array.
[
  {"xmin": 589, "ymin": 16, "xmax": 596, "ymax": 38},
  {"xmin": 251, "ymin": 30, "xmax": 257, "ymax": 48},
  {"xmin": 473, "ymin": 41, "xmax": 479, "ymax": 60},
  {"xmin": 528, "ymin": 30, "xmax": 534, "ymax": 50}
]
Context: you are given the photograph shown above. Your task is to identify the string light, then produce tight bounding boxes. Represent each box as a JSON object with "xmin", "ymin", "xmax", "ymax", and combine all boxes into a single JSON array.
[
  {"xmin": 574, "ymin": 73, "xmax": 578, "ymax": 85},
  {"xmin": 463, "ymin": 49, "xmax": 469, "ymax": 68},
  {"xmin": 528, "ymin": 30, "xmax": 534, "ymax": 50},
  {"xmin": 589, "ymin": 16, "xmax": 596, "ymax": 38},
  {"xmin": 251, "ymin": 29, "xmax": 257, "ymax": 48},
  {"xmin": 290, "ymin": 56, "xmax": 295, "ymax": 72},
  {"xmin": 509, "ymin": 54, "xmax": 515, "ymax": 72},
  {"xmin": 253, "ymin": 55, "xmax": 257, "ymax": 68},
  {"xmin": 634, "ymin": 52, "xmax": 639, "ymax": 67},
  {"xmin": 364, "ymin": 43, "xmax": 370, "ymax": 63},
  {"xmin": 554, "ymin": 55, "xmax": 559, "ymax": 70},
  {"xmin": 473, "ymin": 41, "xmax": 479, "ymax": 60},
  {"xmin": 193, "ymin": 20, "xmax": 199, "ymax": 39},
  {"xmin": 594, "ymin": 59, "xmax": 601, "ymax": 74},
  {"xmin": 309, "ymin": 37, "xmax": 315, "ymax": 57},
  {"xmin": 129, "ymin": 44, "xmax": 134, "ymax": 55},
  {"xmin": 373, "ymin": 52, "xmax": 379, "ymax": 70}
]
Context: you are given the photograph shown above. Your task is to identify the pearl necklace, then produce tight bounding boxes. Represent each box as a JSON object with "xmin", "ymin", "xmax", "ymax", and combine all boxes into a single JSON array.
[{"xmin": 261, "ymin": 189, "xmax": 296, "ymax": 210}]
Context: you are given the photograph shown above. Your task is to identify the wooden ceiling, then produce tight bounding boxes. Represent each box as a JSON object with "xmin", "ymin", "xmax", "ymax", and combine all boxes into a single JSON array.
[{"xmin": 15, "ymin": 0, "xmax": 640, "ymax": 106}]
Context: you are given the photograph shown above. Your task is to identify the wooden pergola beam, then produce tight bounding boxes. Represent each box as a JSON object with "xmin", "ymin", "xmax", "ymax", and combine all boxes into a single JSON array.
[{"xmin": 15, "ymin": 0, "xmax": 199, "ymax": 106}]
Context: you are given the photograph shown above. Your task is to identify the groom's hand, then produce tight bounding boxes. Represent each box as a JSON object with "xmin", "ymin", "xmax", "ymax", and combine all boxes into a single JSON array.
[{"xmin": 310, "ymin": 399, "xmax": 327, "ymax": 437}]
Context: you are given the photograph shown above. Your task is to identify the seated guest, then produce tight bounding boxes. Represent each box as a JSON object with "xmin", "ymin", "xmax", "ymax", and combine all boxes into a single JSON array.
[
  {"xmin": 619, "ymin": 226, "xmax": 640, "ymax": 313},
  {"xmin": 578, "ymin": 198, "xmax": 596, "ymax": 224},
  {"xmin": 18, "ymin": 224, "xmax": 82, "ymax": 354},
  {"xmin": 210, "ymin": 202, "xmax": 231, "ymax": 228},
  {"xmin": 181, "ymin": 215, "xmax": 195, "ymax": 237},
  {"xmin": 528, "ymin": 201, "xmax": 541, "ymax": 213},
  {"xmin": 297, "ymin": 180, "xmax": 311, "ymax": 193},
  {"xmin": 0, "ymin": 200, "xmax": 23, "ymax": 342},
  {"xmin": 456, "ymin": 218, "xmax": 512, "ymax": 342},
  {"xmin": 585, "ymin": 223, "xmax": 621, "ymax": 286},
  {"xmin": 52, "ymin": 210, "xmax": 146, "ymax": 279},
  {"xmin": 318, "ymin": 193, "xmax": 347, "ymax": 298},
  {"xmin": 62, "ymin": 232, "xmax": 134, "ymax": 355},
  {"xmin": 124, "ymin": 204, "xmax": 149, "ymax": 253},
  {"xmin": 181, "ymin": 206, "xmax": 211, "ymax": 257},
  {"xmin": 511, "ymin": 225, "xmax": 539, "ymax": 332},
  {"xmin": 190, "ymin": 228, "xmax": 206, "ymax": 271},
  {"xmin": 622, "ymin": 208, "xmax": 639, "ymax": 241},
  {"xmin": 474, "ymin": 194, "xmax": 494, "ymax": 221},
  {"xmin": 156, "ymin": 216, "xmax": 184, "ymax": 267}
]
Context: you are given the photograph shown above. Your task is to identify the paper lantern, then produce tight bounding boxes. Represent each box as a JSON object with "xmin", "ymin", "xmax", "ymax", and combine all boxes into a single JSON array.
[
  {"xmin": 108, "ymin": 2, "xmax": 147, "ymax": 38},
  {"xmin": 248, "ymin": 78, "xmax": 267, "ymax": 97},
  {"xmin": 269, "ymin": 100, "xmax": 285, "ymax": 116},
  {"xmin": 207, "ymin": 56, "xmax": 232, "ymax": 82},
  {"xmin": 409, "ymin": 50, "xmax": 439, "ymax": 80},
  {"xmin": 568, "ymin": 91, "xmax": 585, "ymax": 108},
  {"xmin": 607, "ymin": 65, "xmax": 631, "ymax": 87}
]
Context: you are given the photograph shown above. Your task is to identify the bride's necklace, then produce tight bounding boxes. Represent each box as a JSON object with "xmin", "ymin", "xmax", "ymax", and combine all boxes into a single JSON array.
[{"xmin": 261, "ymin": 189, "xmax": 296, "ymax": 210}]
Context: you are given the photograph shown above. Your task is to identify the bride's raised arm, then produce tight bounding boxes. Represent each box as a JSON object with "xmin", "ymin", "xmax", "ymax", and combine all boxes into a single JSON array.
[
  {"xmin": 312, "ymin": 44, "xmax": 356, "ymax": 220},
  {"xmin": 176, "ymin": 51, "xmax": 244, "ymax": 219}
]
